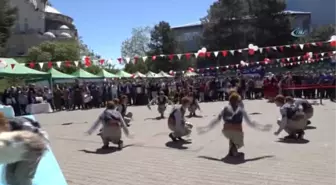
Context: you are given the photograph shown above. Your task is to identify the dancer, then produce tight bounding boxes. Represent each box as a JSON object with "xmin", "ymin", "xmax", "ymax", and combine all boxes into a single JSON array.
[
  {"xmin": 167, "ymin": 97, "xmax": 193, "ymax": 142},
  {"xmin": 148, "ymin": 91, "xmax": 173, "ymax": 118},
  {"xmin": 197, "ymin": 93, "xmax": 272, "ymax": 157},
  {"xmin": 86, "ymin": 101, "xmax": 132, "ymax": 149},
  {"xmin": 285, "ymin": 96, "xmax": 314, "ymax": 126},
  {"xmin": 273, "ymin": 95, "xmax": 307, "ymax": 140},
  {"xmin": 0, "ymin": 113, "xmax": 48, "ymax": 185},
  {"xmin": 118, "ymin": 95, "xmax": 133, "ymax": 127},
  {"xmin": 188, "ymin": 92, "xmax": 201, "ymax": 117}
]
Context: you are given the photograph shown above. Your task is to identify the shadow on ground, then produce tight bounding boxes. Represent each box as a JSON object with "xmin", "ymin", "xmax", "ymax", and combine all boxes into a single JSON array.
[
  {"xmin": 165, "ymin": 139, "xmax": 192, "ymax": 150},
  {"xmin": 198, "ymin": 153, "xmax": 274, "ymax": 165},
  {"xmin": 79, "ymin": 144, "xmax": 134, "ymax": 154},
  {"xmin": 305, "ymin": 126, "xmax": 317, "ymax": 130},
  {"xmin": 276, "ymin": 138, "xmax": 310, "ymax": 144},
  {"xmin": 144, "ymin": 116, "xmax": 165, "ymax": 121}
]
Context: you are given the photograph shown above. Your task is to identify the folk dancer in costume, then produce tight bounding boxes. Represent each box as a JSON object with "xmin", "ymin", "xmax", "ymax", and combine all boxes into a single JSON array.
[
  {"xmin": 118, "ymin": 95, "xmax": 133, "ymax": 127},
  {"xmin": 227, "ymin": 88, "xmax": 244, "ymax": 108},
  {"xmin": 273, "ymin": 95, "xmax": 307, "ymax": 140},
  {"xmin": 197, "ymin": 93, "xmax": 272, "ymax": 157},
  {"xmin": 86, "ymin": 101, "xmax": 132, "ymax": 149},
  {"xmin": 188, "ymin": 92, "xmax": 201, "ymax": 117},
  {"xmin": 167, "ymin": 97, "xmax": 193, "ymax": 142},
  {"xmin": 0, "ymin": 113, "xmax": 48, "ymax": 185},
  {"xmin": 285, "ymin": 96, "xmax": 314, "ymax": 126},
  {"xmin": 147, "ymin": 91, "xmax": 174, "ymax": 118}
]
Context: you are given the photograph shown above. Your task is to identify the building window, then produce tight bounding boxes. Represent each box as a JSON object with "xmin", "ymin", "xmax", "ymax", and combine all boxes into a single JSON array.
[{"xmin": 24, "ymin": 18, "xmax": 29, "ymax": 32}]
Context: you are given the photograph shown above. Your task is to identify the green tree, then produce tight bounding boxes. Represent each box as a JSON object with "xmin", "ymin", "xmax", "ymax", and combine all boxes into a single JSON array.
[
  {"xmin": 147, "ymin": 21, "xmax": 189, "ymax": 72},
  {"xmin": 0, "ymin": 0, "xmax": 17, "ymax": 56},
  {"xmin": 27, "ymin": 40, "xmax": 80, "ymax": 73},
  {"xmin": 249, "ymin": 0, "xmax": 294, "ymax": 47},
  {"xmin": 296, "ymin": 24, "xmax": 336, "ymax": 43},
  {"xmin": 121, "ymin": 26, "xmax": 151, "ymax": 73}
]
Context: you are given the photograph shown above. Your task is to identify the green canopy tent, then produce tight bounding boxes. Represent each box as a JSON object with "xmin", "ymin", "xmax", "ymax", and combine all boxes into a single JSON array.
[
  {"xmin": 133, "ymin": 71, "xmax": 146, "ymax": 78},
  {"xmin": 71, "ymin": 68, "xmax": 101, "ymax": 79},
  {"xmin": 0, "ymin": 58, "xmax": 50, "ymax": 78},
  {"xmin": 97, "ymin": 69, "xmax": 117, "ymax": 78},
  {"xmin": 116, "ymin": 70, "xmax": 132, "ymax": 78},
  {"xmin": 145, "ymin": 71, "xmax": 159, "ymax": 78},
  {"xmin": 157, "ymin": 71, "xmax": 173, "ymax": 78},
  {"xmin": 48, "ymin": 68, "xmax": 75, "ymax": 79}
]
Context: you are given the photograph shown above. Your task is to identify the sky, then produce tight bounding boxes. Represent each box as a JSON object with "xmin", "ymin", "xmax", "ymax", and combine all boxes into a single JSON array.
[{"xmin": 51, "ymin": 0, "xmax": 216, "ymax": 66}]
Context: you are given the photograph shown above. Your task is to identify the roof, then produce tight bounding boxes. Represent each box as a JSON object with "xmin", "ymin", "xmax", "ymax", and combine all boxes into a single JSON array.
[
  {"xmin": 45, "ymin": 5, "xmax": 61, "ymax": 14},
  {"xmin": 171, "ymin": 10, "xmax": 311, "ymax": 29}
]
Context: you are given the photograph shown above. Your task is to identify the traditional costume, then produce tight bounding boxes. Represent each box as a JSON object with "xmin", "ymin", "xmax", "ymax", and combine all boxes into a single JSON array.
[
  {"xmin": 291, "ymin": 98, "xmax": 314, "ymax": 125},
  {"xmin": 87, "ymin": 108, "xmax": 131, "ymax": 149},
  {"xmin": 197, "ymin": 93, "xmax": 271, "ymax": 156},
  {"xmin": 117, "ymin": 103, "xmax": 132, "ymax": 127},
  {"xmin": 0, "ymin": 116, "xmax": 48, "ymax": 185},
  {"xmin": 274, "ymin": 101, "xmax": 307, "ymax": 139},
  {"xmin": 188, "ymin": 96, "xmax": 201, "ymax": 117},
  {"xmin": 148, "ymin": 91, "xmax": 173, "ymax": 118},
  {"xmin": 167, "ymin": 106, "xmax": 193, "ymax": 142}
]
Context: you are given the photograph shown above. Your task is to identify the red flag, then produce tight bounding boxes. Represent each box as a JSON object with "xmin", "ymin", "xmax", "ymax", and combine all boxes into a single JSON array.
[
  {"xmin": 65, "ymin": 60, "xmax": 71, "ymax": 67},
  {"xmin": 185, "ymin": 53, "xmax": 191, "ymax": 60},
  {"xmin": 85, "ymin": 57, "xmax": 91, "ymax": 67},
  {"xmin": 47, "ymin": 61, "xmax": 53, "ymax": 68},
  {"xmin": 206, "ymin": 52, "xmax": 212, "ymax": 57},
  {"xmin": 330, "ymin": 41, "xmax": 336, "ymax": 47},
  {"xmin": 29, "ymin": 62, "xmax": 35, "ymax": 68},
  {"xmin": 304, "ymin": 43, "xmax": 310, "ymax": 48},
  {"xmin": 221, "ymin": 50, "xmax": 228, "ymax": 57},
  {"xmin": 279, "ymin": 46, "xmax": 284, "ymax": 52},
  {"xmin": 248, "ymin": 49, "xmax": 255, "ymax": 55},
  {"xmin": 99, "ymin": 59, "xmax": 105, "ymax": 65},
  {"xmin": 316, "ymin": 42, "xmax": 323, "ymax": 47},
  {"xmin": 152, "ymin": 56, "xmax": 156, "ymax": 61},
  {"xmin": 168, "ymin": 54, "xmax": 174, "ymax": 61},
  {"xmin": 10, "ymin": 64, "xmax": 15, "ymax": 69},
  {"xmin": 117, "ymin": 58, "xmax": 123, "ymax": 64},
  {"xmin": 198, "ymin": 52, "xmax": 205, "ymax": 57},
  {"xmin": 134, "ymin": 56, "xmax": 139, "ymax": 64},
  {"xmin": 281, "ymin": 58, "xmax": 285, "ymax": 63},
  {"xmin": 292, "ymin": 44, "xmax": 297, "ymax": 49}
]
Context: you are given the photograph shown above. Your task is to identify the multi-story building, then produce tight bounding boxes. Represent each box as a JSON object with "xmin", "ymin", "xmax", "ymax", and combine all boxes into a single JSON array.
[
  {"xmin": 172, "ymin": 10, "xmax": 311, "ymax": 52},
  {"xmin": 286, "ymin": 0, "xmax": 335, "ymax": 26},
  {"xmin": 6, "ymin": 0, "xmax": 78, "ymax": 56}
]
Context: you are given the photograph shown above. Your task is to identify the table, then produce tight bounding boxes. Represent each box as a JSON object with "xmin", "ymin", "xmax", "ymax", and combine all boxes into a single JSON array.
[
  {"xmin": 0, "ymin": 105, "xmax": 15, "ymax": 118},
  {"xmin": 26, "ymin": 103, "xmax": 53, "ymax": 114},
  {"xmin": 0, "ymin": 115, "xmax": 68, "ymax": 185}
]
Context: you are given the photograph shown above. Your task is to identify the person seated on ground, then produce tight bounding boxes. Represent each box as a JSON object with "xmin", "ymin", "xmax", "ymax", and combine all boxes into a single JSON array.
[{"xmin": 273, "ymin": 95, "xmax": 307, "ymax": 140}]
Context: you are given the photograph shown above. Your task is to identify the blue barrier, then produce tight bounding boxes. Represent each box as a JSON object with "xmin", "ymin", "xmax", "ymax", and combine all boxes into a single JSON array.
[{"xmin": 0, "ymin": 115, "xmax": 68, "ymax": 185}]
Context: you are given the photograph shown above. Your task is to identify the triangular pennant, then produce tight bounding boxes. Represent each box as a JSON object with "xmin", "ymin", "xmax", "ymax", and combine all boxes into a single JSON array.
[
  {"xmin": 297, "ymin": 56, "xmax": 301, "ymax": 60},
  {"xmin": 99, "ymin": 59, "xmax": 105, "ymax": 65},
  {"xmin": 160, "ymin": 54, "xmax": 165, "ymax": 57},
  {"xmin": 29, "ymin": 62, "xmax": 35, "ymax": 68},
  {"xmin": 286, "ymin": 58, "xmax": 290, "ymax": 61},
  {"xmin": 333, "ymin": 51, "xmax": 336, "ymax": 54},
  {"xmin": 38, "ymin": 62, "xmax": 44, "ymax": 68},
  {"xmin": 259, "ymin": 48, "xmax": 263, "ymax": 53},
  {"xmin": 125, "ymin": 57, "xmax": 131, "ymax": 63},
  {"xmin": 321, "ymin": 53, "xmax": 325, "ymax": 57},
  {"xmin": 229, "ymin": 50, "xmax": 235, "ymax": 55},
  {"xmin": 177, "ymin": 54, "xmax": 182, "ymax": 60},
  {"xmin": 185, "ymin": 53, "xmax": 191, "ymax": 60},
  {"xmin": 117, "ymin": 58, "xmax": 123, "ymax": 64},
  {"xmin": 142, "ymin": 56, "xmax": 148, "ymax": 62},
  {"xmin": 238, "ymin": 49, "xmax": 242, "ymax": 53},
  {"xmin": 194, "ymin": 53, "xmax": 199, "ymax": 58},
  {"xmin": 214, "ymin": 51, "xmax": 219, "ymax": 57},
  {"xmin": 297, "ymin": 62, "xmax": 300, "ymax": 65},
  {"xmin": 272, "ymin": 46, "xmax": 277, "ymax": 50},
  {"xmin": 299, "ymin": 44, "xmax": 304, "ymax": 50},
  {"xmin": 55, "ymin": 61, "xmax": 61, "ymax": 68},
  {"xmin": 276, "ymin": 59, "xmax": 280, "ymax": 63},
  {"xmin": 10, "ymin": 63, "xmax": 15, "ymax": 69},
  {"xmin": 74, "ymin": 61, "xmax": 79, "ymax": 67},
  {"xmin": 222, "ymin": 50, "xmax": 228, "ymax": 57},
  {"xmin": 285, "ymin": 45, "xmax": 291, "ymax": 48},
  {"xmin": 152, "ymin": 56, "xmax": 156, "ymax": 61},
  {"xmin": 311, "ymin": 43, "xmax": 316, "ymax": 46}
]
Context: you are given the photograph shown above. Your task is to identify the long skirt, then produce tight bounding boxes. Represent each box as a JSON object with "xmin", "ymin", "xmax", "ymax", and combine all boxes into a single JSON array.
[
  {"xmin": 222, "ymin": 129, "xmax": 244, "ymax": 149},
  {"xmin": 101, "ymin": 124, "xmax": 122, "ymax": 145},
  {"xmin": 167, "ymin": 118, "xmax": 192, "ymax": 137}
]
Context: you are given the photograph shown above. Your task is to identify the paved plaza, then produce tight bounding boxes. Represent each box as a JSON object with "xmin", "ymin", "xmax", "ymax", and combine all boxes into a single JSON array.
[{"xmin": 35, "ymin": 100, "xmax": 336, "ymax": 185}]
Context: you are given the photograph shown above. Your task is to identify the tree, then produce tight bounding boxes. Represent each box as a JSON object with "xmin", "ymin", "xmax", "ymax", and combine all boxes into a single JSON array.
[
  {"xmin": 147, "ymin": 21, "xmax": 190, "ymax": 72},
  {"xmin": 27, "ymin": 40, "xmax": 80, "ymax": 73},
  {"xmin": 0, "ymin": 0, "xmax": 17, "ymax": 56},
  {"xmin": 248, "ymin": 0, "xmax": 294, "ymax": 47},
  {"xmin": 296, "ymin": 24, "xmax": 336, "ymax": 43},
  {"xmin": 121, "ymin": 26, "xmax": 151, "ymax": 73},
  {"xmin": 201, "ymin": 0, "xmax": 250, "ymax": 51}
]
